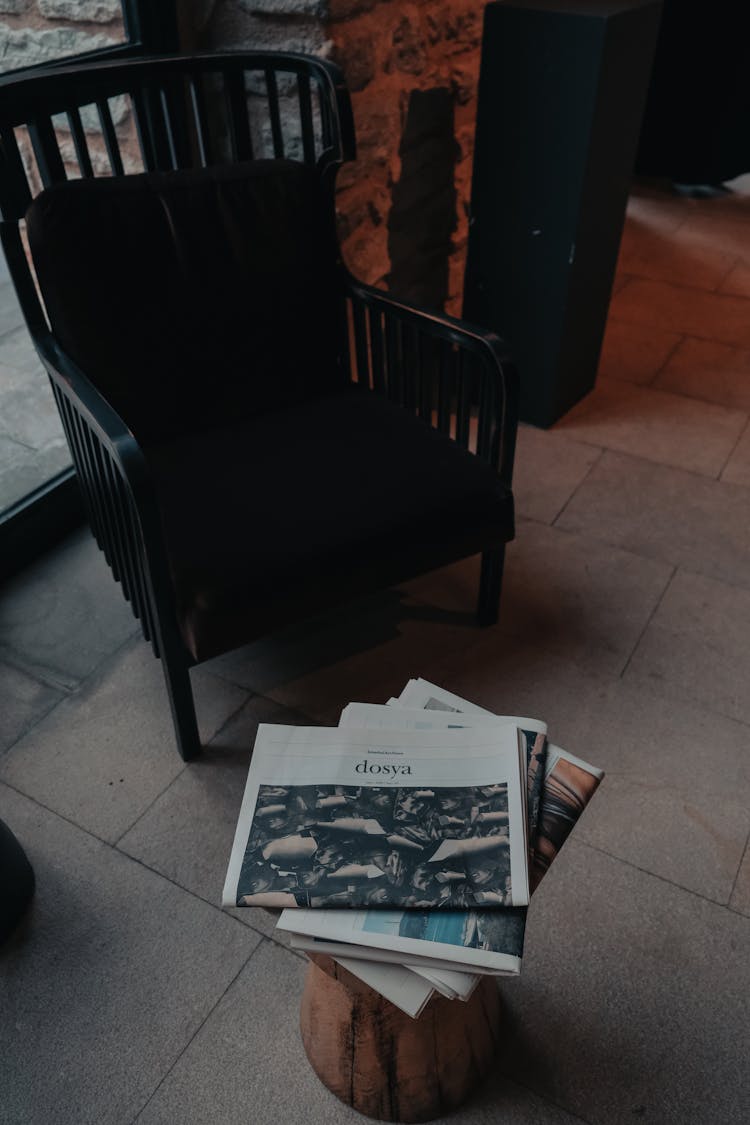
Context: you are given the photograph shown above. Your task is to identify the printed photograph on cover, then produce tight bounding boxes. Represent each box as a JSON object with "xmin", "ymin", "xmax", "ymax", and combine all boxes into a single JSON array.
[
  {"xmin": 531, "ymin": 755, "xmax": 601, "ymax": 891},
  {"xmin": 361, "ymin": 906, "xmax": 525, "ymax": 959},
  {"xmin": 236, "ymin": 781, "xmax": 515, "ymax": 909}
]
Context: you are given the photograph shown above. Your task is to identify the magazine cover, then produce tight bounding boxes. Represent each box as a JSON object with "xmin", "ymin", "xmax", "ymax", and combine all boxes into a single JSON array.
[
  {"xmin": 223, "ymin": 724, "xmax": 529, "ymax": 910},
  {"xmin": 282, "ymin": 702, "xmax": 546, "ymax": 976}
]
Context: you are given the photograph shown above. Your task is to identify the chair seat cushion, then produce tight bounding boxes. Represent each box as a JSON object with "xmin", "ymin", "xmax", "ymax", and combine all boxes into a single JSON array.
[{"xmin": 145, "ymin": 386, "xmax": 514, "ymax": 661}]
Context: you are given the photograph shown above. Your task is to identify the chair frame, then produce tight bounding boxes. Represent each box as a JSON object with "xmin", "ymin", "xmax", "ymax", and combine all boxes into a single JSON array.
[{"xmin": 0, "ymin": 51, "xmax": 519, "ymax": 760}]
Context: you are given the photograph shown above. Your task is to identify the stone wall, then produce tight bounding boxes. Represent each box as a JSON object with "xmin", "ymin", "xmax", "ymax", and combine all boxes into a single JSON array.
[
  {"xmin": 0, "ymin": 1, "xmax": 125, "ymax": 73},
  {"xmin": 200, "ymin": 0, "xmax": 483, "ymax": 314},
  {"xmin": 0, "ymin": 0, "xmax": 483, "ymax": 316}
]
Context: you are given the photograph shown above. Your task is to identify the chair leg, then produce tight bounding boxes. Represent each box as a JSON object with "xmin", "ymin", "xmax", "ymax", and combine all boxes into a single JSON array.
[
  {"xmin": 160, "ymin": 645, "xmax": 202, "ymax": 761},
  {"xmin": 477, "ymin": 547, "xmax": 505, "ymax": 627}
]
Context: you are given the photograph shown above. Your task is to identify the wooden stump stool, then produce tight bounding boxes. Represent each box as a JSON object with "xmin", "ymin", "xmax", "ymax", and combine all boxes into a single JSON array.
[{"xmin": 300, "ymin": 955, "xmax": 501, "ymax": 1122}]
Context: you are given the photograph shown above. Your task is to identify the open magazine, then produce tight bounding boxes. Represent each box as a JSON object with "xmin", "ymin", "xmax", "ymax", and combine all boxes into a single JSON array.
[
  {"xmin": 276, "ymin": 679, "xmax": 604, "ymax": 1013},
  {"xmin": 223, "ymin": 722, "xmax": 530, "ymax": 910}
]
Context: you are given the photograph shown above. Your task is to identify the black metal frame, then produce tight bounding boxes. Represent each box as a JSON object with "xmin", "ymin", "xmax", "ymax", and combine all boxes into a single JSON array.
[{"xmin": 0, "ymin": 51, "xmax": 518, "ymax": 760}]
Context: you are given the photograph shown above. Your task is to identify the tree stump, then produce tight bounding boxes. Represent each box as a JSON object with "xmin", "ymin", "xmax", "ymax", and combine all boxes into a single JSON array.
[{"xmin": 299, "ymin": 954, "xmax": 502, "ymax": 1122}]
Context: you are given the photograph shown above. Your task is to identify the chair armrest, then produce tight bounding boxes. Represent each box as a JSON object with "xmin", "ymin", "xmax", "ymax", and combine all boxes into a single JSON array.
[
  {"xmin": 344, "ymin": 279, "xmax": 519, "ymax": 487},
  {"xmin": 35, "ymin": 331, "xmax": 178, "ymax": 656}
]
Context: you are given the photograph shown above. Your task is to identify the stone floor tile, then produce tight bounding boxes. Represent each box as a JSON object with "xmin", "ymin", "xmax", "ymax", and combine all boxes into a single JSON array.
[
  {"xmin": 730, "ymin": 841, "xmax": 750, "ymax": 917},
  {"xmin": 624, "ymin": 185, "xmax": 695, "ymax": 234},
  {"xmin": 597, "ymin": 317, "xmax": 682, "ymax": 385},
  {"xmin": 0, "ymin": 639, "xmax": 247, "ymax": 842},
  {"xmin": 208, "ymin": 586, "xmax": 484, "ymax": 724},
  {"xmin": 673, "ymin": 214, "xmax": 750, "ymax": 263},
  {"xmin": 0, "ymin": 281, "xmax": 25, "ymax": 337},
  {"xmin": 654, "ymin": 336, "xmax": 750, "ymax": 411},
  {"xmin": 554, "ymin": 377, "xmax": 747, "ymax": 477},
  {"xmin": 625, "ymin": 569, "xmax": 750, "ymax": 726},
  {"xmin": 719, "ymin": 260, "xmax": 750, "ymax": 298},
  {"xmin": 402, "ymin": 521, "xmax": 673, "ymax": 678},
  {"xmin": 432, "ymin": 643, "xmax": 750, "ymax": 902},
  {"xmin": 0, "ymin": 784, "xmax": 259, "ymax": 1125},
  {"xmin": 134, "ymin": 939, "xmax": 585, "ymax": 1125},
  {"xmin": 500, "ymin": 841, "xmax": 750, "ymax": 1124},
  {"xmin": 513, "ymin": 424, "xmax": 601, "ymax": 523},
  {"xmin": 557, "ymin": 450, "xmax": 750, "ymax": 592},
  {"xmin": 0, "ymin": 378, "xmax": 66, "ymax": 451},
  {"xmin": 721, "ymin": 420, "xmax": 750, "ymax": 487},
  {"xmin": 0, "ymin": 528, "xmax": 138, "ymax": 687},
  {"xmin": 616, "ymin": 218, "xmax": 736, "ymax": 290},
  {"xmin": 0, "ymin": 435, "xmax": 70, "ymax": 512},
  {"xmin": 119, "ymin": 693, "xmax": 311, "ymax": 950},
  {"xmin": 0, "ymin": 325, "xmax": 43, "ymax": 374},
  {"xmin": 610, "ymin": 277, "xmax": 750, "ymax": 349},
  {"xmin": 0, "ymin": 661, "xmax": 63, "ymax": 754}
]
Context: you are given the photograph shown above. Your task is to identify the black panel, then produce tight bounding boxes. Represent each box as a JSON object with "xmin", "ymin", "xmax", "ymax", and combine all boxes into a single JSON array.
[{"xmin": 464, "ymin": 0, "xmax": 662, "ymax": 427}]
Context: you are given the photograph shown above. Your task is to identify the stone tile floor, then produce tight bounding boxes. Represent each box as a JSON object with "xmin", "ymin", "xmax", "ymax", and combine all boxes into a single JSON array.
[
  {"xmin": 0, "ymin": 278, "xmax": 70, "ymax": 512},
  {"xmin": 2, "ymin": 179, "xmax": 750, "ymax": 1124}
]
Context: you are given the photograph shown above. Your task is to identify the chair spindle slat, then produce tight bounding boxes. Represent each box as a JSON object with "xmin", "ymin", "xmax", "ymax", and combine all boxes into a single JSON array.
[
  {"xmin": 436, "ymin": 343, "xmax": 452, "ymax": 435},
  {"xmin": 225, "ymin": 70, "xmax": 253, "ymax": 161},
  {"xmin": 352, "ymin": 299, "xmax": 370, "ymax": 388},
  {"xmin": 160, "ymin": 80, "xmax": 192, "ymax": 170},
  {"xmin": 298, "ymin": 73, "xmax": 316, "ymax": 164},
  {"xmin": 368, "ymin": 308, "xmax": 386, "ymax": 394},
  {"xmin": 28, "ymin": 116, "xmax": 66, "ymax": 187},
  {"xmin": 455, "ymin": 351, "xmax": 472, "ymax": 448},
  {"xmin": 189, "ymin": 75, "xmax": 212, "ymax": 166},
  {"xmin": 0, "ymin": 129, "xmax": 32, "ymax": 216},
  {"xmin": 265, "ymin": 68, "xmax": 284, "ymax": 158},
  {"xmin": 96, "ymin": 100, "xmax": 124, "ymax": 176},
  {"xmin": 66, "ymin": 108, "xmax": 94, "ymax": 178}
]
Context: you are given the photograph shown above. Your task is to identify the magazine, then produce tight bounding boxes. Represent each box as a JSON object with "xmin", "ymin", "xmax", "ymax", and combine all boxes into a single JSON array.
[
  {"xmin": 280, "ymin": 703, "xmax": 544, "ymax": 977},
  {"xmin": 223, "ymin": 723, "xmax": 530, "ymax": 910},
  {"xmin": 333, "ymin": 956, "xmax": 435, "ymax": 1017},
  {"xmin": 282, "ymin": 908, "xmax": 527, "ymax": 975},
  {"xmin": 391, "ymin": 681, "xmax": 604, "ymax": 890}
]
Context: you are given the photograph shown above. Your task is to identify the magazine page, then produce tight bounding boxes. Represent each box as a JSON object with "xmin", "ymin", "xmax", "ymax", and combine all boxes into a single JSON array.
[
  {"xmin": 333, "ymin": 957, "xmax": 435, "ymax": 1018},
  {"xmin": 394, "ymin": 681, "xmax": 604, "ymax": 891},
  {"xmin": 223, "ymin": 724, "xmax": 530, "ymax": 910},
  {"xmin": 532, "ymin": 745, "xmax": 604, "ymax": 891},
  {"xmin": 280, "ymin": 907, "xmax": 525, "ymax": 975},
  {"xmin": 341, "ymin": 702, "xmax": 547, "ymax": 859},
  {"xmin": 397, "ymin": 678, "xmax": 495, "ymax": 715},
  {"xmin": 411, "ymin": 965, "xmax": 478, "ymax": 1001},
  {"xmin": 288, "ymin": 932, "xmax": 507, "ymax": 975}
]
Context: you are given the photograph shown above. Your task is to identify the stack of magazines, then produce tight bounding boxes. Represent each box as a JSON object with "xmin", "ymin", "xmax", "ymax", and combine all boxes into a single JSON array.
[{"xmin": 223, "ymin": 678, "xmax": 603, "ymax": 1017}]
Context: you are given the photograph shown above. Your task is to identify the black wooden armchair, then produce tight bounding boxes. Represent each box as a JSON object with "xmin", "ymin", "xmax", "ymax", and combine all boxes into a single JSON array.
[{"xmin": 0, "ymin": 52, "xmax": 519, "ymax": 761}]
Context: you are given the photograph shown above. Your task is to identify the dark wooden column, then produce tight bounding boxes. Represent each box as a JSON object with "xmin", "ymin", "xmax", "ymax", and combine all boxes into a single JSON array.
[{"xmin": 464, "ymin": 0, "xmax": 662, "ymax": 427}]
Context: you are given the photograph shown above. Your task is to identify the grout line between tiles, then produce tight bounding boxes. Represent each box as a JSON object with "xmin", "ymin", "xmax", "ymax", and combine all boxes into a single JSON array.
[
  {"xmin": 646, "ymin": 332, "xmax": 686, "ymax": 387},
  {"xmin": 717, "ymin": 413, "xmax": 750, "ymax": 480},
  {"xmin": 728, "ymin": 828, "xmax": 750, "ymax": 905},
  {"xmin": 550, "ymin": 447, "xmax": 605, "ymax": 526},
  {"xmin": 128, "ymin": 938, "xmax": 270, "ymax": 1125},
  {"xmin": 618, "ymin": 564, "xmax": 677, "ymax": 679},
  {"xmin": 0, "ymin": 776, "xmax": 264, "ymax": 939},
  {"xmin": 576, "ymin": 838, "xmax": 748, "ymax": 913},
  {"xmin": 713, "ymin": 254, "xmax": 743, "ymax": 294},
  {"xmin": 500, "ymin": 1076, "xmax": 596, "ymax": 1125}
]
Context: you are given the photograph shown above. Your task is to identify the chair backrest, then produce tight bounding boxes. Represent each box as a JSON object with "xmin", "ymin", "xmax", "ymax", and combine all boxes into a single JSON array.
[{"xmin": 0, "ymin": 53, "xmax": 356, "ymax": 443}]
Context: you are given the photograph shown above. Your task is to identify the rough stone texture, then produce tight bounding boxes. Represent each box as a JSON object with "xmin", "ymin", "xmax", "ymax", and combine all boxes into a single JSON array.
[
  {"xmin": 200, "ymin": 0, "xmax": 483, "ymax": 308},
  {"xmin": 37, "ymin": 0, "xmax": 121, "ymax": 22},
  {"xmin": 0, "ymin": 26, "xmax": 120, "ymax": 71}
]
